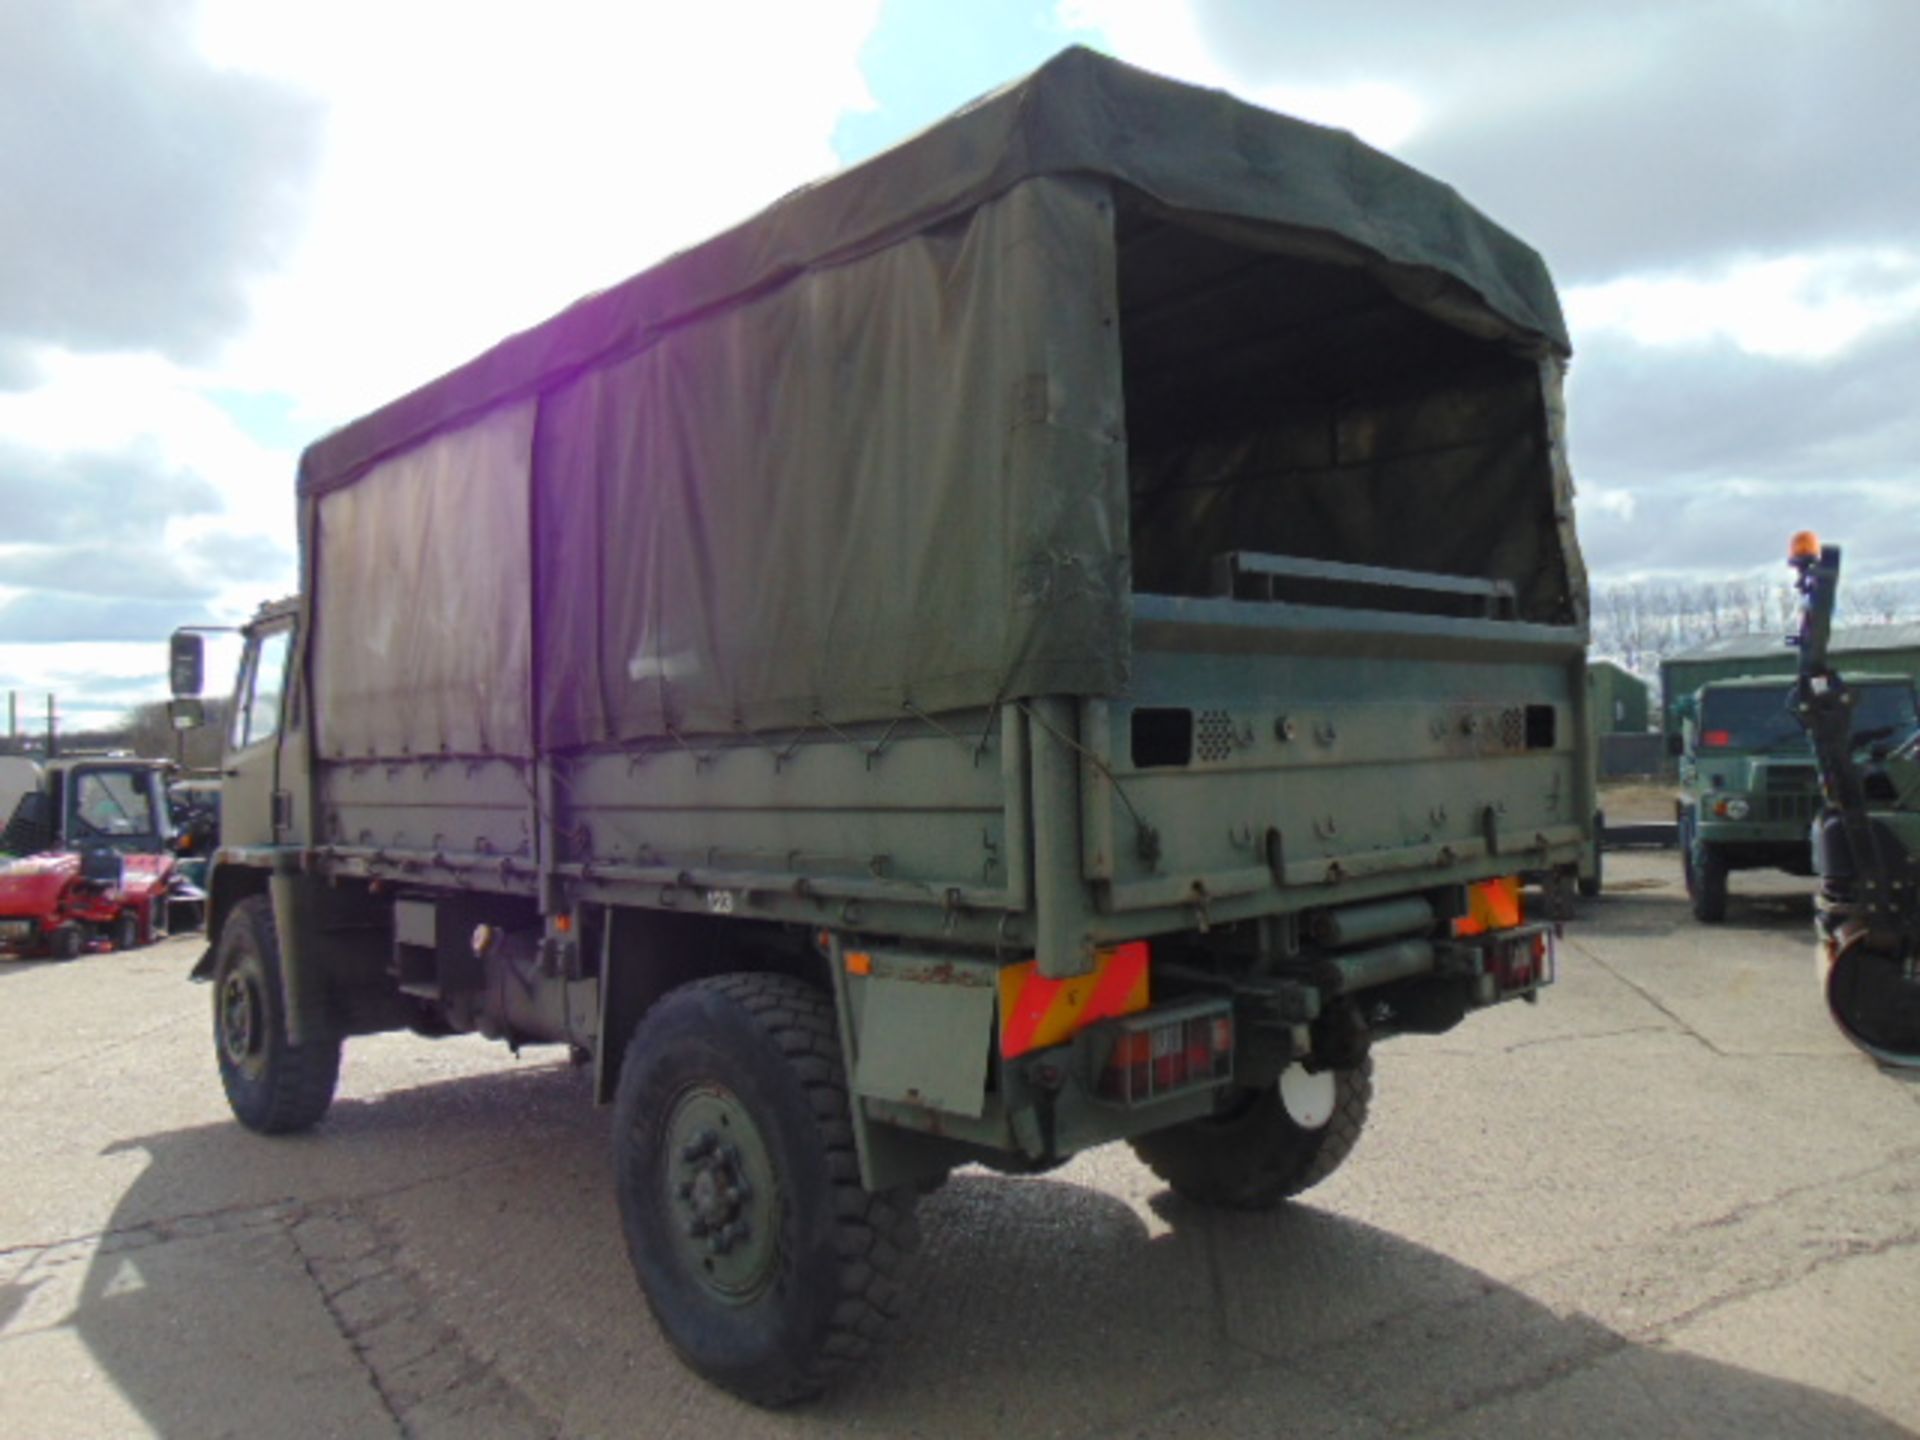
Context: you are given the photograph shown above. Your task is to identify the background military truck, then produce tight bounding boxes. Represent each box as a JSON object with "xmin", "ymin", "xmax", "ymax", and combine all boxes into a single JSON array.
[
  {"xmin": 1675, "ymin": 672, "xmax": 1920, "ymax": 923},
  {"xmin": 171, "ymin": 50, "xmax": 1591, "ymax": 1404}
]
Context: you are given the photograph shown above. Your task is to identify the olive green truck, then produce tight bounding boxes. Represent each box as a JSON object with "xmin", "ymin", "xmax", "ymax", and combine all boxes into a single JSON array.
[
  {"xmin": 1674, "ymin": 673, "xmax": 1920, "ymax": 922},
  {"xmin": 172, "ymin": 50, "xmax": 1591, "ymax": 1404}
]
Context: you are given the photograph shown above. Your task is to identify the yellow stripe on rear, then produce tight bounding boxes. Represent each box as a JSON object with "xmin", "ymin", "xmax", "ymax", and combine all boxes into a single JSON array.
[{"xmin": 998, "ymin": 941, "xmax": 1150, "ymax": 1057}]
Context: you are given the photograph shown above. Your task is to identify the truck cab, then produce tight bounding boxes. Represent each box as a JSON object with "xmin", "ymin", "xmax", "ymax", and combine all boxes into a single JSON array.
[
  {"xmin": 1676, "ymin": 672, "xmax": 1920, "ymax": 922},
  {"xmin": 216, "ymin": 599, "xmax": 302, "ymax": 853}
]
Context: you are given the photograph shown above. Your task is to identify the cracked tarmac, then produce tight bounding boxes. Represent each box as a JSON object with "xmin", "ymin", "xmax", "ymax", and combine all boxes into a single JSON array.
[{"xmin": 1, "ymin": 851, "xmax": 1916, "ymax": 1437}]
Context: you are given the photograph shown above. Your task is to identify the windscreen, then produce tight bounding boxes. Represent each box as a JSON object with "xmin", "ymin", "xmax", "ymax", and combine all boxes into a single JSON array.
[
  {"xmin": 1699, "ymin": 682, "xmax": 1920, "ymax": 751},
  {"xmin": 70, "ymin": 771, "xmax": 159, "ymax": 843}
]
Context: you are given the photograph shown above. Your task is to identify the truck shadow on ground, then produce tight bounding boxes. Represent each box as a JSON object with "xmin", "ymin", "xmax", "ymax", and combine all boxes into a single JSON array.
[{"xmin": 37, "ymin": 1061, "xmax": 1913, "ymax": 1439}]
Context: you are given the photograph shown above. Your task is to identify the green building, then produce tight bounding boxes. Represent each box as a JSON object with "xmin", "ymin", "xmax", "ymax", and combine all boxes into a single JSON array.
[
  {"xmin": 1661, "ymin": 624, "xmax": 1920, "ymax": 735},
  {"xmin": 1589, "ymin": 660, "xmax": 1652, "ymax": 733}
]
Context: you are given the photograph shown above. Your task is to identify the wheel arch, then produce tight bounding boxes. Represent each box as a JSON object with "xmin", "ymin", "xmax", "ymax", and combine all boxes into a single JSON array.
[
  {"xmin": 593, "ymin": 908, "xmax": 824, "ymax": 1105},
  {"xmin": 191, "ymin": 860, "xmax": 271, "ymax": 980}
]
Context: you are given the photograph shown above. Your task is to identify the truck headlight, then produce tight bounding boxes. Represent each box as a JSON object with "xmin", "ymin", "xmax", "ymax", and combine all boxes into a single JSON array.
[{"xmin": 1717, "ymin": 797, "xmax": 1751, "ymax": 820}]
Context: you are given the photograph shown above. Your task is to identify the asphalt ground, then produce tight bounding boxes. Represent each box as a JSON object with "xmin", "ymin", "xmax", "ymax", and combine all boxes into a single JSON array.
[{"xmin": 1, "ymin": 852, "xmax": 1915, "ymax": 1438}]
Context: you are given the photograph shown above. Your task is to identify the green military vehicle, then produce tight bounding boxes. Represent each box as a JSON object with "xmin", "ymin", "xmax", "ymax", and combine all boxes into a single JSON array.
[
  {"xmin": 1675, "ymin": 672, "xmax": 1920, "ymax": 923},
  {"xmin": 170, "ymin": 50, "xmax": 1590, "ymax": 1404},
  {"xmin": 1787, "ymin": 535, "xmax": 1920, "ymax": 1068}
]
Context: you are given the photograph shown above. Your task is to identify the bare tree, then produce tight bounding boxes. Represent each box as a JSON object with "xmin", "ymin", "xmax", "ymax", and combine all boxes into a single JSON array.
[
  {"xmin": 1844, "ymin": 579, "xmax": 1908, "ymax": 626},
  {"xmin": 1590, "ymin": 571, "xmax": 1920, "ymax": 680},
  {"xmin": 120, "ymin": 700, "xmax": 229, "ymax": 770}
]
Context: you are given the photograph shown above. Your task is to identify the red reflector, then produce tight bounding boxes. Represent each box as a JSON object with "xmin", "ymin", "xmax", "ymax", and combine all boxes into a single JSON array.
[
  {"xmin": 1702, "ymin": 730, "xmax": 1732, "ymax": 747},
  {"xmin": 1098, "ymin": 1004, "xmax": 1234, "ymax": 1104}
]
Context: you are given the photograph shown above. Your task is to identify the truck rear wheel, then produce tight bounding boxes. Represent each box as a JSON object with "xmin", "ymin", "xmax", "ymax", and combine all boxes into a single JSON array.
[
  {"xmin": 111, "ymin": 911, "xmax": 140, "ymax": 952},
  {"xmin": 1129, "ymin": 1057, "xmax": 1373, "ymax": 1209},
  {"xmin": 612, "ymin": 972, "xmax": 919, "ymax": 1406},
  {"xmin": 1689, "ymin": 841, "xmax": 1729, "ymax": 924},
  {"xmin": 212, "ymin": 895, "xmax": 341, "ymax": 1134}
]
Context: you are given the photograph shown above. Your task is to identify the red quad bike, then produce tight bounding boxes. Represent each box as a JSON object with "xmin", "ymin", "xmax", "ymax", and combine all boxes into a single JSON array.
[{"xmin": 0, "ymin": 759, "xmax": 182, "ymax": 961}]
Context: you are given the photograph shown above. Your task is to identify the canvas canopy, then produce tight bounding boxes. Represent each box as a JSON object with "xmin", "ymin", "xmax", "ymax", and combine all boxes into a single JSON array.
[{"xmin": 302, "ymin": 47, "xmax": 1580, "ymax": 760}]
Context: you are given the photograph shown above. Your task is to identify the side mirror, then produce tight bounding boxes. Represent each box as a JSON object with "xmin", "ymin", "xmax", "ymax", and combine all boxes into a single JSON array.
[
  {"xmin": 1666, "ymin": 733, "xmax": 1685, "ymax": 758},
  {"xmin": 169, "ymin": 698, "xmax": 206, "ymax": 731},
  {"xmin": 169, "ymin": 632, "xmax": 205, "ymax": 698}
]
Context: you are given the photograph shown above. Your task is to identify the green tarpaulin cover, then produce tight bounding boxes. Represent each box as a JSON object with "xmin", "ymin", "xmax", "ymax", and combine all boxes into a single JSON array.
[{"xmin": 302, "ymin": 47, "xmax": 1577, "ymax": 760}]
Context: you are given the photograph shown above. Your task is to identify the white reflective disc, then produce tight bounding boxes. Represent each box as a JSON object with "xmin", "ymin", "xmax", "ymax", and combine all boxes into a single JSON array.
[{"xmin": 1279, "ymin": 1063, "xmax": 1337, "ymax": 1129}]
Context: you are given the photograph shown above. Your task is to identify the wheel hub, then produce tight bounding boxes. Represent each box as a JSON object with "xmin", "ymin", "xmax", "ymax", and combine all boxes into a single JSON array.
[
  {"xmin": 219, "ymin": 972, "xmax": 264, "ymax": 1075},
  {"xmin": 664, "ymin": 1085, "xmax": 778, "ymax": 1301}
]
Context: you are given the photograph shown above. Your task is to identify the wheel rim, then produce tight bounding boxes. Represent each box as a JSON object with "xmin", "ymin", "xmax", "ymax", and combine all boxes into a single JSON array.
[
  {"xmin": 662, "ymin": 1083, "xmax": 780, "ymax": 1304},
  {"xmin": 219, "ymin": 965, "xmax": 267, "ymax": 1079}
]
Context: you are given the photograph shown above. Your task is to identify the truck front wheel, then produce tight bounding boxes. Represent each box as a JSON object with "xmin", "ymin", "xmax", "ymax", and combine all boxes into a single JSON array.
[
  {"xmin": 612, "ymin": 972, "xmax": 920, "ymax": 1406},
  {"xmin": 212, "ymin": 895, "xmax": 342, "ymax": 1134},
  {"xmin": 1129, "ymin": 1057, "xmax": 1373, "ymax": 1209},
  {"xmin": 1689, "ymin": 841, "xmax": 1729, "ymax": 924}
]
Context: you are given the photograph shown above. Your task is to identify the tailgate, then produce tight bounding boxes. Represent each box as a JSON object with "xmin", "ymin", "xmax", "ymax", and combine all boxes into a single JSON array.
[{"xmin": 1082, "ymin": 593, "xmax": 1589, "ymax": 914}]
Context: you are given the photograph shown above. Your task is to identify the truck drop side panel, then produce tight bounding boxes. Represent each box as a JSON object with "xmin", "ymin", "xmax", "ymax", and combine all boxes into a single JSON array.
[{"xmin": 1093, "ymin": 603, "xmax": 1587, "ymax": 920}]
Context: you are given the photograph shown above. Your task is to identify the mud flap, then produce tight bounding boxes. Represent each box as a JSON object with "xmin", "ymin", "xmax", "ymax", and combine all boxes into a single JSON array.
[
  {"xmin": 269, "ymin": 866, "xmax": 327, "ymax": 1047},
  {"xmin": 827, "ymin": 940, "xmax": 1000, "ymax": 1190}
]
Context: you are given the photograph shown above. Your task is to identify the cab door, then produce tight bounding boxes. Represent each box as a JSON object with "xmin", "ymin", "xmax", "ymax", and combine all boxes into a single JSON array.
[{"xmin": 224, "ymin": 618, "xmax": 296, "ymax": 849}]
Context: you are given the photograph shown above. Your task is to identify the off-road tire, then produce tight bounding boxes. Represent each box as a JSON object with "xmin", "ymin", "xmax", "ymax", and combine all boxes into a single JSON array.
[
  {"xmin": 1129, "ymin": 1057, "xmax": 1373, "ymax": 1210},
  {"xmin": 48, "ymin": 923, "xmax": 84, "ymax": 961},
  {"xmin": 613, "ymin": 972, "xmax": 919, "ymax": 1406},
  {"xmin": 1690, "ymin": 841, "xmax": 1729, "ymax": 924},
  {"xmin": 212, "ymin": 895, "xmax": 341, "ymax": 1134},
  {"xmin": 111, "ymin": 910, "xmax": 140, "ymax": 952}
]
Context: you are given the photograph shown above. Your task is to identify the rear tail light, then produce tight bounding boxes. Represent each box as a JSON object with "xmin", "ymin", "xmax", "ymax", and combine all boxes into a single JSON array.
[
  {"xmin": 1486, "ymin": 926, "xmax": 1554, "ymax": 993},
  {"xmin": 1096, "ymin": 1000, "xmax": 1233, "ymax": 1105}
]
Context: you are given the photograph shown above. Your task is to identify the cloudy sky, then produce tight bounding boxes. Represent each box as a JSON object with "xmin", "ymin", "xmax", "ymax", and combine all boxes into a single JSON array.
[{"xmin": 3, "ymin": 0, "xmax": 1914, "ymax": 726}]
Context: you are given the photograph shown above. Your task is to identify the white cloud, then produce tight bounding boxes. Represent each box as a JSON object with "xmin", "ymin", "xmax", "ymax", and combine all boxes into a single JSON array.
[
  {"xmin": 0, "ymin": 0, "xmax": 320, "ymax": 383},
  {"xmin": 1566, "ymin": 249, "xmax": 1920, "ymax": 362},
  {"xmin": 0, "ymin": 2, "xmax": 887, "ymax": 721},
  {"xmin": 196, "ymin": 0, "xmax": 886, "ymax": 424},
  {"xmin": 0, "ymin": 351, "xmax": 293, "ymax": 542},
  {"xmin": 0, "ymin": 637, "xmax": 240, "ymax": 726}
]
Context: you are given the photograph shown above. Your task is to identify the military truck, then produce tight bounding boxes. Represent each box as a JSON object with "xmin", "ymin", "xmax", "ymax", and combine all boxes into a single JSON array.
[
  {"xmin": 170, "ymin": 50, "xmax": 1590, "ymax": 1404},
  {"xmin": 1675, "ymin": 673, "xmax": 1920, "ymax": 923}
]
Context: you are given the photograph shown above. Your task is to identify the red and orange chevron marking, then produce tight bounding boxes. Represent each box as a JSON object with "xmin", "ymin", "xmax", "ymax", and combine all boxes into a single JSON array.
[{"xmin": 997, "ymin": 941, "xmax": 1150, "ymax": 1058}]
